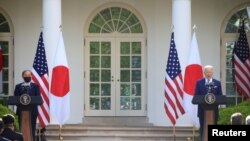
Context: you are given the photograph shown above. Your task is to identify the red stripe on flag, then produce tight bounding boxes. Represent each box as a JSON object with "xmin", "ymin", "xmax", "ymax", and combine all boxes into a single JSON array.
[
  {"xmin": 164, "ymin": 32, "xmax": 185, "ymax": 125},
  {"xmin": 32, "ymin": 32, "xmax": 50, "ymax": 127}
]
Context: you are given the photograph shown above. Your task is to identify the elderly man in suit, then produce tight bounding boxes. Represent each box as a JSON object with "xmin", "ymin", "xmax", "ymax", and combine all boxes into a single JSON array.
[
  {"xmin": 245, "ymin": 115, "xmax": 250, "ymax": 125},
  {"xmin": 194, "ymin": 65, "xmax": 223, "ymax": 139},
  {"xmin": 14, "ymin": 70, "xmax": 41, "ymax": 141},
  {"xmin": 231, "ymin": 112, "xmax": 243, "ymax": 125},
  {"xmin": 0, "ymin": 118, "xmax": 11, "ymax": 141}
]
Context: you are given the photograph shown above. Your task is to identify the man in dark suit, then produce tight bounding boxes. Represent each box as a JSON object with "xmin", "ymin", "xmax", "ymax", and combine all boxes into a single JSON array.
[
  {"xmin": 0, "ymin": 118, "xmax": 11, "ymax": 141},
  {"xmin": 14, "ymin": 70, "xmax": 41, "ymax": 141},
  {"xmin": 230, "ymin": 112, "xmax": 243, "ymax": 125},
  {"xmin": 1, "ymin": 114, "xmax": 23, "ymax": 141},
  {"xmin": 194, "ymin": 65, "xmax": 223, "ymax": 140}
]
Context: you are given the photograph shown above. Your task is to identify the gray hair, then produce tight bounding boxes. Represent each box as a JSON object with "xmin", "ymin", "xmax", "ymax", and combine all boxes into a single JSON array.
[
  {"xmin": 231, "ymin": 112, "xmax": 243, "ymax": 125},
  {"xmin": 204, "ymin": 65, "xmax": 213, "ymax": 71},
  {"xmin": 245, "ymin": 115, "xmax": 250, "ymax": 125}
]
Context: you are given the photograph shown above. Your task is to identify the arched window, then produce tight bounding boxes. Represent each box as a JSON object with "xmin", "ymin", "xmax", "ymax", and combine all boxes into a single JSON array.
[
  {"xmin": 0, "ymin": 10, "xmax": 14, "ymax": 104},
  {"xmin": 88, "ymin": 7, "xmax": 143, "ymax": 33},
  {"xmin": 222, "ymin": 6, "xmax": 250, "ymax": 106},
  {"xmin": 85, "ymin": 4, "xmax": 146, "ymax": 116},
  {"xmin": 0, "ymin": 13, "xmax": 10, "ymax": 32}
]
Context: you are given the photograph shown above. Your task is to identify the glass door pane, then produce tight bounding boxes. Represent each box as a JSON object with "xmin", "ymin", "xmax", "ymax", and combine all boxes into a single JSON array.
[
  {"xmin": 85, "ymin": 39, "xmax": 115, "ymax": 116},
  {"xmin": 85, "ymin": 37, "xmax": 146, "ymax": 116},
  {"xmin": 116, "ymin": 38, "xmax": 146, "ymax": 116}
]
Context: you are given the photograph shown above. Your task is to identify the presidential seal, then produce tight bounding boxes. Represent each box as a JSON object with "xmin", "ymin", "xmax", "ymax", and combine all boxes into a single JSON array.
[
  {"xmin": 19, "ymin": 94, "xmax": 31, "ymax": 105},
  {"xmin": 204, "ymin": 93, "xmax": 216, "ymax": 104}
]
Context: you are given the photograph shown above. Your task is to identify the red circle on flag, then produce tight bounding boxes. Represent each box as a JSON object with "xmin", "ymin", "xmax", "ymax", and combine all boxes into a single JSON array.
[
  {"xmin": 184, "ymin": 64, "xmax": 203, "ymax": 95},
  {"xmin": 50, "ymin": 66, "xmax": 69, "ymax": 97}
]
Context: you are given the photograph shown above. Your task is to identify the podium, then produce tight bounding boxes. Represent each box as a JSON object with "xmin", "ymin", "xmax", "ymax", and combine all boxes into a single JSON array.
[
  {"xmin": 192, "ymin": 94, "xmax": 226, "ymax": 141},
  {"xmin": 8, "ymin": 95, "xmax": 43, "ymax": 141}
]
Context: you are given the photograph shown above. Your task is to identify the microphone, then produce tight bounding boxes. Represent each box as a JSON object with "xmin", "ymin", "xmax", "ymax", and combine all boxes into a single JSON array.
[
  {"xmin": 22, "ymin": 83, "xmax": 30, "ymax": 93},
  {"xmin": 206, "ymin": 81, "xmax": 214, "ymax": 93}
]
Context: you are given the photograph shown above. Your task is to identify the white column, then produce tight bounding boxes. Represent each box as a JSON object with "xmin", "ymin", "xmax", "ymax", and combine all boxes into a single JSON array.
[
  {"xmin": 172, "ymin": 0, "xmax": 191, "ymax": 70},
  {"xmin": 43, "ymin": 0, "xmax": 61, "ymax": 71},
  {"xmin": 172, "ymin": 0, "xmax": 192, "ymax": 126},
  {"xmin": 43, "ymin": 0, "xmax": 61, "ymax": 124}
]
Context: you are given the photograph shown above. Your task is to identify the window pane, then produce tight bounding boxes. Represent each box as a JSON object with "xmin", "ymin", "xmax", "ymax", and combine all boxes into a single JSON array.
[
  {"xmin": 131, "ymin": 98, "xmax": 141, "ymax": 110},
  {"xmin": 132, "ymin": 42, "xmax": 141, "ymax": 54},
  {"xmin": 126, "ymin": 14, "xmax": 139, "ymax": 26},
  {"xmin": 226, "ymin": 69, "xmax": 234, "ymax": 81},
  {"xmin": 130, "ymin": 24, "xmax": 143, "ymax": 33},
  {"xmin": 101, "ymin": 56, "xmax": 111, "ymax": 68},
  {"xmin": 101, "ymin": 97, "xmax": 111, "ymax": 110},
  {"xmin": 120, "ymin": 84, "xmax": 130, "ymax": 96},
  {"xmin": 101, "ymin": 84, "xmax": 111, "ymax": 96},
  {"xmin": 120, "ymin": 97, "xmax": 130, "ymax": 110},
  {"xmin": 90, "ymin": 98, "xmax": 99, "ymax": 110},
  {"xmin": 101, "ymin": 70, "xmax": 110, "ymax": 82},
  {"xmin": 90, "ymin": 56, "xmax": 99, "ymax": 68},
  {"xmin": 90, "ymin": 70, "xmax": 99, "ymax": 82},
  {"xmin": 132, "ymin": 70, "xmax": 141, "ymax": 82},
  {"xmin": 226, "ymin": 83, "xmax": 236, "ymax": 96},
  {"xmin": 90, "ymin": 83, "xmax": 99, "ymax": 96},
  {"xmin": 120, "ymin": 70, "xmax": 130, "ymax": 82},
  {"xmin": 120, "ymin": 56, "xmax": 130, "ymax": 68},
  {"xmin": 100, "ymin": 8, "xmax": 111, "ymax": 21},
  {"xmin": 111, "ymin": 7, "xmax": 121, "ymax": 19},
  {"xmin": 120, "ymin": 42, "xmax": 130, "ymax": 54},
  {"xmin": 101, "ymin": 42, "xmax": 111, "ymax": 54},
  {"xmin": 90, "ymin": 42, "xmax": 99, "ymax": 54},
  {"xmin": 132, "ymin": 83, "xmax": 141, "ymax": 96},
  {"xmin": 120, "ymin": 8, "xmax": 131, "ymax": 21},
  {"xmin": 225, "ymin": 8, "xmax": 250, "ymax": 33},
  {"xmin": 89, "ymin": 23, "xmax": 101, "ymax": 33},
  {"xmin": 92, "ymin": 14, "xmax": 105, "ymax": 26},
  {"xmin": 132, "ymin": 56, "xmax": 141, "ymax": 68},
  {"xmin": 0, "ymin": 14, "xmax": 10, "ymax": 32}
]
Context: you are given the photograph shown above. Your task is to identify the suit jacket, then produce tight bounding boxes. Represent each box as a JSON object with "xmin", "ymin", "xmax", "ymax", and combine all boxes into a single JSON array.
[
  {"xmin": 14, "ymin": 82, "xmax": 40, "ymax": 121},
  {"xmin": 0, "ymin": 127, "xmax": 23, "ymax": 141},
  {"xmin": 0, "ymin": 136, "xmax": 11, "ymax": 141},
  {"xmin": 194, "ymin": 78, "xmax": 223, "ymax": 118}
]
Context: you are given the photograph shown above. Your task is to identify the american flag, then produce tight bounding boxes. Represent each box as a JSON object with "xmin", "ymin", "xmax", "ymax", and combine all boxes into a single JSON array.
[
  {"xmin": 164, "ymin": 32, "xmax": 185, "ymax": 125},
  {"xmin": 232, "ymin": 21, "xmax": 250, "ymax": 98},
  {"xmin": 32, "ymin": 32, "xmax": 50, "ymax": 127}
]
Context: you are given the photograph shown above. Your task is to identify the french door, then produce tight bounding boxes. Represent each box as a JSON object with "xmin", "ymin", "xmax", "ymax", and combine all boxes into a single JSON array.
[{"xmin": 85, "ymin": 37, "xmax": 146, "ymax": 116}]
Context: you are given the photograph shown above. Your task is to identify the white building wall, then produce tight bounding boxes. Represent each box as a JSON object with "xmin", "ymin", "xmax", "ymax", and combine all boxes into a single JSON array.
[{"xmin": 0, "ymin": 0, "xmax": 249, "ymax": 126}]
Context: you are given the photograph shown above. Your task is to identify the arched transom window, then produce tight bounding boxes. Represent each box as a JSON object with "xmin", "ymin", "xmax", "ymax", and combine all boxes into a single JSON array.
[{"xmin": 88, "ymin": 7, "xmax": 143, "ymax": 33}]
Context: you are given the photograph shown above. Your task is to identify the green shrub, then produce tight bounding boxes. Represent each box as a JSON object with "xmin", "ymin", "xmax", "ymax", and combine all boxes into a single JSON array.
[
  {"xmin": 218, "ymin": 99, "xmax": 250, "ymax": 125},
  {"xmin": 0, "ymin": 104, "xmax": 20, "ymax": 131}
]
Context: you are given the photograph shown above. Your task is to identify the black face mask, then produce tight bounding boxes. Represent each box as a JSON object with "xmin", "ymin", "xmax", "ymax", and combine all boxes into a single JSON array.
[{"xmin": 23, "ymin": 77, "xmax": 31, "ymax": 83}]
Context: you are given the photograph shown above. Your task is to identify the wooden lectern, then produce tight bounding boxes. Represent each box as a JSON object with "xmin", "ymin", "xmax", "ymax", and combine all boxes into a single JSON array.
[
  {"xmin": 8, "ymin": 95, "xmax": 43, "ymax": 141},
  {"xmin": 192, "ymin": 94, "xmax": 226, "ymax": 141}
]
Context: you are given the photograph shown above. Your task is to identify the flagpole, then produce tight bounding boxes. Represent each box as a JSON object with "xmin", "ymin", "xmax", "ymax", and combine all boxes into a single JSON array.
[
  {"xmin": 173, "ymin": 125, "xmax": 176, "ymax": 141},
  {"xmin": 37, "ymin": 125, "xmax": 41, "ymax": 141},
  {"xmin": 59, "ymin": 126, "xmax": 63, "ymax": 141},
  {"xmin": 192, "ymin": 126, "xmax": 195, "ymax": 141}
]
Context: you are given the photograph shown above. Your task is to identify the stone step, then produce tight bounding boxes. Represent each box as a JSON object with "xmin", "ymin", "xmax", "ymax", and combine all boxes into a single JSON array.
[{"xmin": 38, "ymin": 124, "xmax": 199, "ymax": 141}]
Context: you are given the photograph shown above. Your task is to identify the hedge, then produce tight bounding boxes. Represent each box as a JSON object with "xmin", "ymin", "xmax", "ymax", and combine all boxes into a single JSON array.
[
  {"xmin": 218, "ymin": 99, "xmax": 250, "ymax": 125},
  {"xmin": 0, "ymin": 104, "xmax": 20, "ymax": 131}
]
